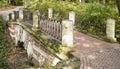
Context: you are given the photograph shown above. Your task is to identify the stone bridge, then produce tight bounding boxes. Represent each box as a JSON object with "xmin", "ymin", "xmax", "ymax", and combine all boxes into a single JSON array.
[
  {"xmin": 3, "ymin": 7, "xmax": 74, "ymax": 67},
  {"xmin": 1, "ymin": 7, "xmax": 120, "ymax": 69}
]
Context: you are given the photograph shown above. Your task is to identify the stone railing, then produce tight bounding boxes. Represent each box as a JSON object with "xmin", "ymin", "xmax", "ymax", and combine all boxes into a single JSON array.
[
  {"xmin": 6, "ymin": 7, "xmax": 76, "ymax": 67},
  {"xmin": 40, "ymin": 19, "xmax": 62, "ymax": 42}
]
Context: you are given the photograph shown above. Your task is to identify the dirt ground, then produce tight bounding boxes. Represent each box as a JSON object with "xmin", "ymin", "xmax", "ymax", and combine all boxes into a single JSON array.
[{"xmin": 5, "ymin": 28, "xmax": 28, "ymax": 69}]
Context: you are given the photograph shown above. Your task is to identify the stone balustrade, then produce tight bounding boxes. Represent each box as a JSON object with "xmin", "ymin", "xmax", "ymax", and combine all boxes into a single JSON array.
[{"xmin": 7, "ymin": 7, "xmax": 75, "ymax": 66}]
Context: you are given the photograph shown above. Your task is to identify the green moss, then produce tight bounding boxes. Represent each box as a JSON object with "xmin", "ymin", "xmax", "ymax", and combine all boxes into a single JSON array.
[{"xmin": 8, "ymin": 21, "xmax": 61, "ymax": 55}]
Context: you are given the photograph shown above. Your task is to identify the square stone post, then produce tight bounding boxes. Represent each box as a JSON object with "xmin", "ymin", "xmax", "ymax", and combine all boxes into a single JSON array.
[
  {"xmin": 19, "ymin": 8, "xmax": 23, "ymax": 21},
  {"xmin": 14, "ymin": 11, "xmax": 19, "ymax": 21},
  {"xmin": 11, "ymin": 12, "xmax": 15, "ymax": 21},
  {"xmin": 48, "ymin": 8, "xmax": 53, "ymax": 20},
  {"xmin": 32, "ymin": 10, "xmax": 40, "ymax": 31},
  {"xmin": 69, "ymin": 11, "xmax": 75, "ymax": 25},
  {"xmin": 8, "ymin": 13, "xmax": 12, "ymax": 21},
  {"xmin": 6, "ymin": 14, "xmax": 10, "ymax": 21},
  {"xmin": 59, "ymin": 20, "xmax": 74, "ymax": 60},
  {"xmin": 106, "ymin": 18, "xmax": 117, "ymax": 42},
  {"xmin": 79, "ymin": 0, "xmax": 82, "ymax": 2}
]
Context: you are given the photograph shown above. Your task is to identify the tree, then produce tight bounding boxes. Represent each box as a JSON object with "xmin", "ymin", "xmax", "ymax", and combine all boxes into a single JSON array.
[
  {"xmin": 116, "ymin": 0, "xmax": 120, "ymax": 15},
  {"xmin": 7, "ymin": 0, "xmax": 11, "ymax": 4}
]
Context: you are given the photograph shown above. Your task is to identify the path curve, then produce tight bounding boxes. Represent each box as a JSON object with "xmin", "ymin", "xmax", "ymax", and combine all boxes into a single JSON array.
[{"xmin": 72, "ymin": 30, "xmax": 120, "ymax": 69}]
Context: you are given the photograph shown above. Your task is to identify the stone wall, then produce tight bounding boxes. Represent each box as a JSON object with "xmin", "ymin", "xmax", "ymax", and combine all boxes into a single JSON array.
[
  {"xmin": 8, "ymin": 24, "xmax": 61, "ymax": 66},
  {"xmin": 7, "ymin": 7, "xmax": 75, "ymax": 67}
]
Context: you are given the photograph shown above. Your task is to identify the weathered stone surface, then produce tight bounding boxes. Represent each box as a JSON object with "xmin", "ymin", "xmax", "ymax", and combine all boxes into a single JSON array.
[
  {"xmin": 19, "ymin": 8, "xmax": 23, "ymax": 21},
  {"xmin": 62, "ymin": 20, "xmax": 73, "ymax": 47},
  {"xmin": 106, "ymin": 18, "xmax": 116, "ymax": 42},
  {"xmin": 11, "ymin": 12, "xmax": 15, "ymax": 21},
  {"xmin": 48, "ymin": 8, "xmax": 53, "ymax": 19},
  {"xmin": 32, "ymin": 10, "xmax": 39, "ymax": 31},
  {"xmin": 8, "ymin": 24, "xmax": 61, "ymax": 67},
  {"xmin": 69, "ymin": 11, "xmax": 75, "ymax": 25}
]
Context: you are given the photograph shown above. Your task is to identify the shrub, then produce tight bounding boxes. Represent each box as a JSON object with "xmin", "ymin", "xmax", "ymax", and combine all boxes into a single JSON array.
[
  {"xmin": 0, "ymin": 15, "xmax": 9, "ymax": 68},
  {"xmin": 0, "ymin": 0, "xmax": 6, "ymax": 7},
  {"xmin": 27, "ymin": 1, "xmax": 120, "ymax": 42}
]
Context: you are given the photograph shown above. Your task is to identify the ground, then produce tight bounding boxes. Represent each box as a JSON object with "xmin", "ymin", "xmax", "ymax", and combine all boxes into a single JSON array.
[
  {"xmin": 5, "ymin": 28, "xmax": 28, "ymax": 69},
  {"xmin": 0, "ymin": 6, "xmax": 28, "ymax": 69}
]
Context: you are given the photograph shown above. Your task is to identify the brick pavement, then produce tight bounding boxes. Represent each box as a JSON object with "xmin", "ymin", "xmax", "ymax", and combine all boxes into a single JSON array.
[{"xmin": 72, "ymin": 30, "xmax": 120, "ymax": 69}]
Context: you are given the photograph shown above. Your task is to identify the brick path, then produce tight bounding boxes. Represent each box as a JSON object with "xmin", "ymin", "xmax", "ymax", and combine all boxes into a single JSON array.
[{"xmin": 72, "ymin": 30, "xmax": 120, "ymax": 69}]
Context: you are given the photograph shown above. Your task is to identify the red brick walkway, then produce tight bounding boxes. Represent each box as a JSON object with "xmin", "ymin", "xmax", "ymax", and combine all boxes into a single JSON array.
[{"xmin": 72, "ymin": 30, "xmax": 120, "ymax": 69}]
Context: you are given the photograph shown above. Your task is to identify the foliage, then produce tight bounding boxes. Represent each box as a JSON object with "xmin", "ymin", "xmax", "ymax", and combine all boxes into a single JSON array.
[
  {"xmin": 13, "ymin": 0, "xmax": 23, "ymax": 6},
  {"xmin": 0, "ymin": 15, "xmax": 9, "ymax": 68},
  {"xmin": 28, "ymin": 1, "xmax": 84, "ymax": 20},
  {"xmin": 27, "ymin": 1, "xmax": 120, "ymax": 42},
  {"xmin": 0, "ymin": 0, "xmax": 7, "ymax": 7},
  {"xmin": 41, "ymin": 56, "xmax": 80, "ymax": 69},
  {"xmin": 76, "ymin": 3, "xmax": 110, "ymax": 37}
]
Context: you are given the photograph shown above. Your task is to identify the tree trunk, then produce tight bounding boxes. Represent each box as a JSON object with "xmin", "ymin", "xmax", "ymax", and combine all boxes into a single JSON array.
[
  {"xmin": 103, "ymin": 0, "xmax": 109, "ymax": 4},
  {"xmin": 6, "ymin": 0, "xmax": 11, "ymax": 5},
  {"xmin": 116, "ymin": 0, "xmax": 120, "ymax": 16}
]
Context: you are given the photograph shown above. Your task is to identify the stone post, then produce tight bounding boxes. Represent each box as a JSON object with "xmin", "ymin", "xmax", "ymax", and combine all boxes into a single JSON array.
[
  {"xmin": 69, "ymin": 11, "xmax": 75, "ymax": 25},
  {"xmin": 8, "ymin": 13, "xmax": 12, "ymax": 21},
  {"xmin": 6, "ymin": 14, "xmax": 10, "ymax": 21},
  {"xmin": 106, "ymin": 18, "xmax": 117, "ymax": 42},
  {"xmin": 79, "ymin": 0, "xmax": 85, "ymax": 3},
  {"xmin": 59, "ymin": 20, "xmax": 74, "ymax": 60},
  {"xmin": 14, "ymin": 11, "xmax": 19, "ymax": 21},
  {"xmin": 79, "ymin": 0, "xmax": 82, "ymax": 2},
  {"xmin": 48, "ymin": 8, "xmax": 53, "ymax": 19},
  {"xmin": 11, "ymin": 12, "xmax": 15, "ymax": 21},
  {"xmin": 32, "ymin": 10, "xmax": 39, "ymax": 31},
  {"xmin": 19, "ymin": 8, "xmax": 23, "ymax": 21}
]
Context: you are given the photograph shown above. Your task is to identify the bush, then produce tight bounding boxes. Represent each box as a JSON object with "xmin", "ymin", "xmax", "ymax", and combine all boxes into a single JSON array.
[
  {"xmin": 76, "ymin": 3, "xmax": 110, "ymax": 37},
  {"xmin": 27, "ymin": 1, "xmax": 120, "ymax": 42},
  {"xmin": 0, "ymin": 0, "xmax": 6, "ymax": 7},
  {"xmin": 0, "ymin": 15, "xmax": 9, "ymax": 68}
]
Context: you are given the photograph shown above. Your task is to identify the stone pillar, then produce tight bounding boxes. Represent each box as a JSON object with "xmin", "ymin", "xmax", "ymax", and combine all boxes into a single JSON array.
[
  {"xmin": 79, "ymin": 0, "xmax": 85, "ymax": 3},
  {"xmin": 32, "ymin": 10, "xmax": 39, "ymax": 31},
  {"xmin": 48, "ymin": 8, "xmax": 53, "ymax": 19},
  {"xmin": 106, "ymin": 18, "xmax": 117, "ymax": 42},
  {"xmin": 11, "ymin": 12, "xmax": 15, "ymax": 21},
  {"xmin": 19, "ymin": 8, "xmax": 23, "ymax": 21},
  {"xmin": 69, "ymin": 11, "xmax": 75, "ymax": 25},
  {"xmin": 8, "ymin": 13, "xmax": 12, "ymax": 21},
  {"xmin": 14, "ymin": 11, "xmax": 19, "ymax": 21},
  {"xmin": 6, "ymin": 14, "xmax": 9, "ymax": 21},
  {"xmin": 79, "ymin": 0, "xmax": 82, "ymax": 2},
  {"xmin": 60, "ymin": 20, "xmax": 74, "ymax": 60}
]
